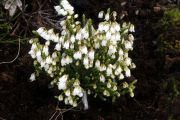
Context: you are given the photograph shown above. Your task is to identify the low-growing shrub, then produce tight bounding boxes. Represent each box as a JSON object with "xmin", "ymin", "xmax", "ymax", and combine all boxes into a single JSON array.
[{"xmin": 29, "ymin": 0, "xmax": 136, "ymax": 109}]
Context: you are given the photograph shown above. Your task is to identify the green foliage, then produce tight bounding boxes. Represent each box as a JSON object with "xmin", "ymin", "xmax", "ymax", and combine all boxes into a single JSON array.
[
  {"xmin": 162, "ymin": 76, "xmax": 179, "ymax": 100},
  {"xmin": 156, "ymin": 7, "xmax": 180, "ymax": 56},
  {"xmin": 159, "ymin": 8, "xmax": 180, "ymax": 29}
]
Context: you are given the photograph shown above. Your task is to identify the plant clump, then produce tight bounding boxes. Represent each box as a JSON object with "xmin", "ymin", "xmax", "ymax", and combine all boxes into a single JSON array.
[
  {"xmin": 28, "ymin": 0, "xmax": 136, "ymax": 108},
  {"xmin": 157, "ymin": 7, "xmax": 180, "ymax": 56}
]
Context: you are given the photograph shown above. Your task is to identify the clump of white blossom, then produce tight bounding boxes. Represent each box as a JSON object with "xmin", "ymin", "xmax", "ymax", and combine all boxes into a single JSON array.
[{"xmin": 29, "ymin": 0, "xmax": 136, "ymax": 109}]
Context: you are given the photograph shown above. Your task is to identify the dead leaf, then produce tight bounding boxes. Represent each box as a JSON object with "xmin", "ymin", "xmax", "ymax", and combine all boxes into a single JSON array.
[{"xmin": 16, "ymin": 0, "xmax": 22, "ymax": 10}]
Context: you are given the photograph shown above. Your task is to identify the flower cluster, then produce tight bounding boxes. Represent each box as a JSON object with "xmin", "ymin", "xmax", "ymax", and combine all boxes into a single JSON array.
[{"xmin": 29, "ymin": 0, "xmax": 136, "ymax": 108}]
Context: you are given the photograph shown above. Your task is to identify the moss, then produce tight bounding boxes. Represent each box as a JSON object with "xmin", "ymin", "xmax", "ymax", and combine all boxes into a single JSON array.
[
  {"xmin": 160, "ymin": 8, "xmax": 180, "ymax": 29},
  {"xmin": 156, "ymin": 7, "xmax": 180, "ymax": 56}
]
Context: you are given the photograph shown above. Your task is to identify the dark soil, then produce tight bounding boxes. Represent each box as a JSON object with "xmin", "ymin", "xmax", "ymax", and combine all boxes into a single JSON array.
[{"xmin": 0, "ymin": 0, "xmax": 180, "ymax": 120}]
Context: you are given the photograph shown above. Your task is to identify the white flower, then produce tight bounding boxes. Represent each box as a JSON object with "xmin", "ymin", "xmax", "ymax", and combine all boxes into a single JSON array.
[
  {"xmin": 29, "ymin": 39, "xmax": 33, "ymax": 44},
  {"xmin": 115, "ymin": 33, "xmax": 121, "ymax": 40},
  {"xmin": 63, "ymin": 41, "xmax": 70, "ymax": 49},
  {"xmin": 125, "ymin": 57, "xmax": 131, "ymax": 66},
  {"xmin": 70, "ymin": 35, "xmax": 75, "ymax": 43},
  {"xmin": 29, "ymin": 73, "xmax": 36, "ymax": 81},
  {"xmin": 124, "ymin": 41, "xmax": 133, "ymax": 50},
  {"xmin": 81, "ymin": 28, "xmax": 86, "ymax": 34},
  {"xmin": 61, "ymin": 0, "xmax": 74, "ymax": 15},
  {"xmin": 58, "ymin": 75, "xmax": 68, "ymax": 89},
  {"xmin": 40, "ymin": 61, "xmax": 46, "ymax": 68},
  {"xmin": 115, "ymin": 66, "xmax": 122, "ymax": 75},
  {"xmin": 74, "ymin": 14, "xmax": 78, "ymax": 18},
  {"xmin": 59, "ymin": 37, "xmax": 64, "ymax": 44},
  {"xmin": 100, "ymin": 64, "xmax": 106, "ymax": 71},
  {"xmin": 44, "ymin": 33, "xmax": 51, "ymax": 40},
  {"xmin": 107, "ymin": 82, "xmax": 111, "ymax": 88},
  {"xmin": 64, "ymin": 98, "xmax": 68, "ymax": 104},
  {"xmin": 31, "ymin": 43, "xmax": 37, "ymax": 50},
  {"xmin": 47, "ymin": 29, "xmax": 54, "ymax": 35},
  {"xmin": 76, "ymin": 32, "xmax": 81, "ymax": 40},
  {"xmin": 66, "ymin": 56, "xmax": 73, "ymax": 64},
  {"xmin": 100, "ymin": 75, "xmax": 105, "ymax": 82},
  {"xmin": 73, "ymin": 51, "xmax": 82, "ymax": 60},
  {"xmin": 80, "ymin": 46, "xmax": 88, "ymax": 54},
  {"xmin": 122, "ymin": 22, "xmax": 127, "ymax": 28},
  {"xmin": 52, "ymin": 34, "xmax": 59, "ymax": 42},
  {"xmin": 43, "ymin": 46, "xmax": 49, "ymax": 56},
  {"xmin": 45, "ymin": 41, "xmax": 50, "ymax": 46},
  {"xmin": 61, "ymin": 56, "xmax": 72, "ymax": 66},
  {"xmin": 113, "ymin": 85, "xmax": 117, "ymax": 91},
  {"xmin": 73, "ymin": 86, "xmax": 83, "ymax": 97},
  {"xmin": 111, "ymin": 35, "xmax": 116, "ymax": 44},
  {"xmin": 52, "ymin": 52, "xmax": 57, "ymax": 59},
  {"xmin": 46, "ymin": 56, "xmax": 52, "ymax": 64},
  {"xmin": 101, "ymin": 39, "xmax": 107, "ymax": 46},
  {"xmin": 55, "ymin": 43, "xmax": 61, "ymax": 51},
  {"xmin": 44, "ymin": 64, "xmax": 49, "ymax": 71},
  {"xmin": 124, "ymin": 67, "xmax": 131, "ymax": 77},
  {"xmin": 83, "ymin": 56, "xmax": 89, "ymax": 66},
  {"xmin": 37, "ymin": 55, "xmax": 42, "ymax": 62},
  {"xmin": 65, "ymin": 89, "xmax": 71, "ymax": 96},
  {"xmin": 108, "ymin": 45, "xmax": 117, "ymax": 55},
  {"xmin": 98, "ymin": 23, "xmax": 104, "ymax": 32},
  {"xmin": 105, "ymin": 13, "xmax": 110, "ymax": 21},
  {"xmin": 106, "ymin": 31, "xmax": 111, "ymax": 40},
  {"xmin": 68, "ymin": 96, "xmax": 73, "ymax": 105},
  {"xmin": 37, "ymin": 27, "xmax": 44, "ymax": 34},
  {"xmin": 60, "ymin": 9, "xmax": 68, "ymax": 16},
  {"xmin": 119, "ymin": 74, "xmax": 124, "ymax": 80},
  {"xmin": 61, "ymin": 30, "xmax": 66, "ymax": 35},
  {"xmin": 95, "ymin": 60, "xmax": 100, "ymax": 68},
  {"xmin": 58, "ymin": 95, "xmax": 63, "ymax": 101},
  {"xmin": 73, "ymin": 102, "xmax": 77, "ymax": 107},
  {"xmin": 61, "ymin": 57, "xmax": 66, "ymax": 66},
  {"xmin": 70, "ymin": 44, "xmax": 74, "ymax": 49},
  {"xmin": 47, "ymin": 67, "xmax": 53, "ymax": 74},
  {"xmin": 54, "ymin": 6, "xmax": 61, "ymax": 13},
  {"xmin": 129, "ymin": 34, "xmax": 134, "ymax": 41},
  {"xmin": 103, "ymin": 24, "xmax": 109, "ymax": 32},
  {"xmin": 110, "ymin": 27, "xmax": 116, "ymax": 33},
  {"xmin": 94, "ymin": 42, "xmax": 100, "ymax": 49},
  {"xmin": 130, "ymin": 92, "xmax": 134, "ymax": 97},
  {"xmin": 58, "ymin": 82, "xmax": 66, "ymax": 90},
  {"xmin": 103, "ymin": 90, "xmax": 110, "ymax": 96},
  {"xmin": 106, "ymin": 66, "xmax": 112, "ymax": 76},
  {"xmin": 123, "ymin": 82, "xmax": 128, "ymax": 88},
  {"xmin": 131, "ymin": 63, "xmax": 136, "ymax": 69},
  {"xmin": 124, "ymin": 53, "xmax": 128, "ymax": 58},
  {"xmin": 88, "ymin": 50, "xmax": 95, "ymax": 60},
  {"xmin": 36, "ymin": 50, "xmax": 41, "ymax": 58},
  {"xmin": 118, "ymin": 49, "xmax": 124, "ymax": 56},
  {"xmin": 98, "ymin": 11, "xmax": 104, "ymax": 18},
  {"xmin": 129, "ymin": 24, "xmax": 135, "ymax": 32},
  {"xmin": 75, "ymin": 21, "xmax": 80, "ymax": 25},
  {"xmin": 60, "ymin": 20, "xmax": 65, "ymax": 26},
  {"xmin": 83, "ymin": 32, "xmax": 89, "ymax": 39},
  {"xmin": 115, "ymin": 24, "xmax": 120, "ymax": 31}
]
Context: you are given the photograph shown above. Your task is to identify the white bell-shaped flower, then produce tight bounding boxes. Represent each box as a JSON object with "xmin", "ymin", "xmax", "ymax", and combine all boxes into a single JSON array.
[
  {"xmin": 29, "ymin": 73, "xmax": 36, "ymax": 82},
  {"xmin": 73, "ymin": 51, "xmax": 82, "ymax": 60},
  {"xmin": 88, "ymin": 50, "xmax": 95, "ymax": 60},
  {"xmin": 55, "ymin": 43, "xmax": 61, "ymax": 51}
]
